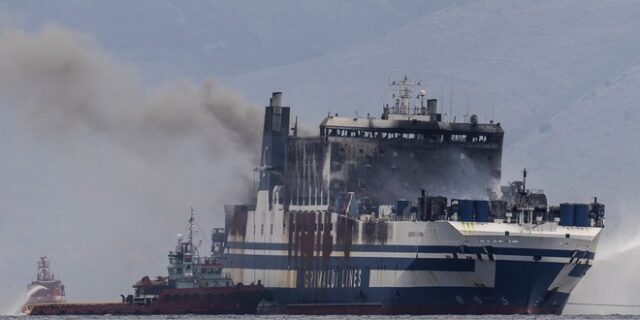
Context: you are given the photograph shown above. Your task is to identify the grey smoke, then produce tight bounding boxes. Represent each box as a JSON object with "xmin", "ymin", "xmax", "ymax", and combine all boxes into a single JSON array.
[
  {"xmin": 0, "ymin": 25, "xmax": 263, "ymax": 309},
  {"xmin": 0, "ymin": 25, "xmax": 262, "ymax": 163}
]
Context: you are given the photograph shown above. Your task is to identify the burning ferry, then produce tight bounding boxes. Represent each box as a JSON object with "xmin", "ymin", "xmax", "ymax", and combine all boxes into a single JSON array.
[{"xmin": 224, "ymin": 78, "xmax": 604, "ymax": 314}]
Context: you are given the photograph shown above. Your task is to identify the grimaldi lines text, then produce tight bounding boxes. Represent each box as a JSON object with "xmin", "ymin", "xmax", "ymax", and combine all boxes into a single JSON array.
[{"xmin": 224, "ymin": 80, "xmax": 604, "ymax": 315}]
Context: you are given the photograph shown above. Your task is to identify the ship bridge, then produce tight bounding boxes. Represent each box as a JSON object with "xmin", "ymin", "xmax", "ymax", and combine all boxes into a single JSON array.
[
  {"xmin": 281, "ymin": 78, "xmax": 504, "ymax": 209},
  {"xmin": 319, "ymin": 116, "xmax": 503, "ymax": 146}
]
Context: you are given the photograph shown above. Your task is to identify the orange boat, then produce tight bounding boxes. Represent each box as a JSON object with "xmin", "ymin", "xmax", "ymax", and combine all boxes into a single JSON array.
[{"xmin": 22, "ymin": 256, "xmax": 66, "ymax": 312}]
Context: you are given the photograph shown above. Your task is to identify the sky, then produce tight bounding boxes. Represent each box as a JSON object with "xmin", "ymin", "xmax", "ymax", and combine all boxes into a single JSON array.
[{"xmin": 0, "ymin": 0, "xmax": 639, "ymax": 314}]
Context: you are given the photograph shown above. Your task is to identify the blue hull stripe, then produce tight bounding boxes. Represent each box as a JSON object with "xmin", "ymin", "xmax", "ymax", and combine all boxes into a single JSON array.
[
  {"xmin": 225, "ymin": 253, "xmax": 475, "ymax": 271},
  {"xmin": 250, "ymin": 260, "xmax": 587, "ymax": 315},
  {"xmin": 226, "ymin": 241, "xmax": 595, "ymax": 259}
]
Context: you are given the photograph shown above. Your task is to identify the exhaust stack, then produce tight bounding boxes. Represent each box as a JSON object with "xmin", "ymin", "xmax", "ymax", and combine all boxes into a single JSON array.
[{"xmin": 259, "ymin": 92, "xmax": 290, "ymax": 198}]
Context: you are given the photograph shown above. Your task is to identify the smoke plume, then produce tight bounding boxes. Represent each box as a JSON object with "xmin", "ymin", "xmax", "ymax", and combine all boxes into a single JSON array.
[
  {"xmin": 0, "ymin": 25, "xmax": 262, "ymax": 163},
  {"xmin": 0, "ymin": 25, "xmax": 263, "ymax": 309}
]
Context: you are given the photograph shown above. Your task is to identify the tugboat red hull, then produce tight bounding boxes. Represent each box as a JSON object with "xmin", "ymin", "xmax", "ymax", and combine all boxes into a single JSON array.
[{"xmin": 26, "ymin": 284, "xmax": 263, "ymax": 316}]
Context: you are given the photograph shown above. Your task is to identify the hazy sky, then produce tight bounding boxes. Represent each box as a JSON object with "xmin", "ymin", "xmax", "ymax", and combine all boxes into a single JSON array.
[{"xmin": 1, "ymin": 0, "xmax": 640, "ymax": 314}]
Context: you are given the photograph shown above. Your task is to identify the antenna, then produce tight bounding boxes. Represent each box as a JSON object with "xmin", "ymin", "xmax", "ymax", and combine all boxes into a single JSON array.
[
  {"xmin": 292, "ymin": 116, "xmax": 298, "ymax": 136},
  {"xmin": 516, "ymin": 168, "xmax": 529, "ymax": 209},
  {"xmin": 389, "ymin": 76, "xmax": 420, "ymax": 115},
  {"xmin": 492, "ymin": 104, "xmax": 496, "ymax": 123},
  {"xmin": 419, "ymin": 89, "xmax": 426, "ymax": 113},
  {"xmin": 449, "ymin": 81, "xmax": 453, "ymax": 123},
  {"xmin": 464, "ymin": 106, "xmax": 469, "ymax": 123},
  {"xmin": 440, "ymin": 90, "xmax": 445, "ymax": 121},
  {"xmin": 188, "ymin": 206, "xmax": 195, "ymax": 245}
]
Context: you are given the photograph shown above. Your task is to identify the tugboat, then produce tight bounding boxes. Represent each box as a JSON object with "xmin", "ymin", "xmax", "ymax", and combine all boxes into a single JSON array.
[
  {"xmin": 25, "ymin": 209, "xmax": 263, "ymax": 315},
  {"xmin": 24, "ymin": 257, "xmax": 66, "ymax": 306}
]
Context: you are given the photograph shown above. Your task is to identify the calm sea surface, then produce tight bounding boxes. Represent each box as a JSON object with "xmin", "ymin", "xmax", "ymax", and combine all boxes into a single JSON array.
[{"xmin": 1, "ymin": 315, "xmax": 640, "ymax": 320}]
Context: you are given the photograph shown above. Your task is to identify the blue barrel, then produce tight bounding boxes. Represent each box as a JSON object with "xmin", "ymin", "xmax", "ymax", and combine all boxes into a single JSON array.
[
  {"xmin": 559, "ymin": 203, "xmax": 574, "ymax": 226},
  {"xmin": 574, "ymin": 204, "xmax": 590, "ymax": 227},
  {"xmin": 458, "ymin": 200, "xmax": 474, "ymax": 222},
  {"xmin": 474, "ymin": 200, "xmax": 490, "ymax": 222}
]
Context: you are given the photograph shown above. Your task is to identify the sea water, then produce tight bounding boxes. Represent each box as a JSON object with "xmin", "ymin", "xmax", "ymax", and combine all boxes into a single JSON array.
[{"xmin": 1, "ymin": 315, "xmax": 639, "ymax": 320}]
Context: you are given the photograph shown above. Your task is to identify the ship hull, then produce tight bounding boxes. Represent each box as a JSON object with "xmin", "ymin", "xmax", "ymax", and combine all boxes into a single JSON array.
[
  {"xmin": 260, "ymin": 272, "xmax": 574, "ymax": 315},
  {"xmin": 271, "ymin": 299, "xmax": 568, "ymax": 315},
  {"xmin": 225, "ymin": 200, "xmax": 600, "ymax": 315},
  {"xmin": 26, "ymin": 285, "xmax": 263, "ymax": 316},
  {"xmin": 232, "ymin": 254, "xmax": 587, "ymax": 315}
]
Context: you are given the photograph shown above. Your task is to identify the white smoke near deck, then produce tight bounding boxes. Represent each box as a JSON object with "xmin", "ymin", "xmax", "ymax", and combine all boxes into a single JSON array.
[{"xmin": 0, "ymin": 25, "xmax": 263, "ymax": 308}]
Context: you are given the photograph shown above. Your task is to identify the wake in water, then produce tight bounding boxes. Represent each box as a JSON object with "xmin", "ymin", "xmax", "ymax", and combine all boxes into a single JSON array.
[{"xmin": 3, "ymin": 285, "xmax": 46, "ymax": 315}]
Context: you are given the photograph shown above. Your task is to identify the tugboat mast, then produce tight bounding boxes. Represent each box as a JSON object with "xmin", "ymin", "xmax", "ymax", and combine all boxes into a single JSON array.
[
  {"xmin": 188, "ymin": 206, "xmax": 195, "ymax": 245},
  {"xmin": 37, "ymin": 257, "xmax": 54, "ymax": 282}
]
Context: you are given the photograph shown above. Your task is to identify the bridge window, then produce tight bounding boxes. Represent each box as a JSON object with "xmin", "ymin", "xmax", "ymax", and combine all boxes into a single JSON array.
[
  {"xmin": 402, "ymin": 133, "xmax": 416, "ymax": 139},
  {"xmin": 470, "ymin": 135, "xmax": 488, "ymax": 143},
  {"xmin": 323, "ymin": 126, "xmax": 493, "ymax": 144}
]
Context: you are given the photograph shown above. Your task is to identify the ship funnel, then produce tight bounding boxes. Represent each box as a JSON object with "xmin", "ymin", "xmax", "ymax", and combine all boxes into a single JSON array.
[
  {"xmin": 427, "ymin": 99, "xmax": 437, "ymax": 114},
  {"xmin": 259, "ymin": 92, "xmax": 290, "ymax": 199},
  {"xmin": 427, "ymin": 99, "xmax": 441, "ymax": 122},
  {"xmin": 270, "ymin": 92, "xmax": 282, "ymax": 107}
]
